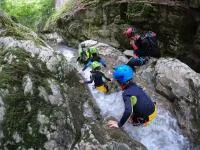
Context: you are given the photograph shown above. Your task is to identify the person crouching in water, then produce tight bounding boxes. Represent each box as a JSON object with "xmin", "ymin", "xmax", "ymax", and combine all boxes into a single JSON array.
[
  {"xmin": 79, "ymin": 61, "xmax": 111, "ymax": 93},
  {"xmin": 81, "ymin": 47, "xmax": 106, "ymax": 71},
  {"xmin": 107, "ymin": 65, "xmax": 157, "ymax": 128},
  {"xmin": 77, "ymin": 43, "xmax": 90, "ymax": 65}
]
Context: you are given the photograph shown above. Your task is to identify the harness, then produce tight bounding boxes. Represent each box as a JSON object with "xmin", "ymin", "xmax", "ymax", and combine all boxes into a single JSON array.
[{"xmin": 130, "ymin": 96, "xmax": 157, "ymax": 127}]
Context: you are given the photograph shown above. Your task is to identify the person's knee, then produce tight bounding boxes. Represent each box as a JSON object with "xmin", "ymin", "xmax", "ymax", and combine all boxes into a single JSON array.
[{"xmin": 127, "ymin": 57, "xmax": 143, "ymax": 67}]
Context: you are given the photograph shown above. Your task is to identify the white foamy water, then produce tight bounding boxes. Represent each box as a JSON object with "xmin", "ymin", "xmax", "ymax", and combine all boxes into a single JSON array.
[{"xmin": 58, "ymin": 45, "xmax": 191, "ymax": 150}]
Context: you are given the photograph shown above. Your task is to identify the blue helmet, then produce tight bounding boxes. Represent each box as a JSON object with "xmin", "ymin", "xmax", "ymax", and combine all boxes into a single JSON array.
[{"xmin": 113, "ymin": 65, "xmax": 134, "ymax": 84}]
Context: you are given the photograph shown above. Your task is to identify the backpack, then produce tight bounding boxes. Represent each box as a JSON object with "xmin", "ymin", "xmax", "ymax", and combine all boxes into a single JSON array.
[
  {"xmin": 141, "ymin": 31, "xmax": 159, "ymax": 57},
  {"xmin": 80, "ymin": 50, "xmax": 88, "ymax": 62},
  {"xmin": 78, "ymin": 47, "xmax": 91, "ymax": 64}
]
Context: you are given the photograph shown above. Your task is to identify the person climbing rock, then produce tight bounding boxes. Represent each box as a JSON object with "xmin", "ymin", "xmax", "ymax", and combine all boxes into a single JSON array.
[
  {"xmin": 81, "ymin": 47, "xmax": 106, "ymax": 71},
  {"xmin": 79, "ymin": 61, "xmax": 111, "ymax": 93},
  {"xmin": 124, "ymin": 27, "xmax": 160, "ymax": 70},
  {"xmin": 107, "ymin": 65, "xmax": 157, "ymax": 128},
  {"xmin": 77, "ymin": 43, "xmax": 91, "ymax": 64}
]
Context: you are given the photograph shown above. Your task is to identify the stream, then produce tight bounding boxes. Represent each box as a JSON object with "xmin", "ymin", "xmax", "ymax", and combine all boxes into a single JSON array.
[{"xmin": 55, "ymin": 44, "xmax": 191, "ymax": 150}]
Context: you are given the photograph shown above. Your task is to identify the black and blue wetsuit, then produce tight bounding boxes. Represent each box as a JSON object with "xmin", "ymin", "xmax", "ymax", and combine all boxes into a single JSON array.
[
  {"xmin": 118, "ymin": 82, "xmax": 155, "ymax": 127},
  {"xmin": 84, "ymin": 70, "xmax": 111, "ymax": 91}
]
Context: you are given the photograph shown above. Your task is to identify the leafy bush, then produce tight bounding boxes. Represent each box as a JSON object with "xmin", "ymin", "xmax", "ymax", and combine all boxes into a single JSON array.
[{"xmin": 0, "ymin": 0, "xmax": 54, "ymax": 30}]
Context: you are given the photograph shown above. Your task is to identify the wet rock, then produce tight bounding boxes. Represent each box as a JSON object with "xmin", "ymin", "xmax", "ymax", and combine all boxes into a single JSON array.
[
  {"xmin": 154, "ymin": 58, "xmax": 200, "ymax": 144},
  {"xmin": 139, "ymin": 57, "xmax": 200, "ymax": 145},
  {"xmin": 41, "ymin": 32, "xmax": 64, "ymax": 45},
  {"xmin": 123, "ymin": 50, "xmax": 133, "ymax": 57}
]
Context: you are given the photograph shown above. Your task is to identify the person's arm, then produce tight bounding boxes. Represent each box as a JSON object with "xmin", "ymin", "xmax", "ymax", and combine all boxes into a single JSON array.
[
  {"xmin": 130, "ymin": 39, "xmax": 138, "ymax": 51},
  {"xmin": 79, "ymin": 75, "xmax": 94, "ymax": 84},
  {"xmin": 118, "ymin": 93, "xmax": 133, "ymax": 128},
  {"xmin": 102, "ymin": 72, "xmax": 111, "ymax": 81},
  {"xmin": 82, "ymin": 60, "xmax": 92, "ymax": 71}
]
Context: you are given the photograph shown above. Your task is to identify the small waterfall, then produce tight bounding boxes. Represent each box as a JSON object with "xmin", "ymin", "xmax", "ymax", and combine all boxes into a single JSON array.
[
  {"xmin": 55, "ymin": 0, "xmax": 66, "ymax": 10},
  {"xmin": 56, "ymin": 44, "xmax": 191, "ymax": 150}
]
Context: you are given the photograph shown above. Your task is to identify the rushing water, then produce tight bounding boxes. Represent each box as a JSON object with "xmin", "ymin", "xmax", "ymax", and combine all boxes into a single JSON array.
[{"xmin": 56, "ymin": 45, "xmax": 191, "ymax": 150}]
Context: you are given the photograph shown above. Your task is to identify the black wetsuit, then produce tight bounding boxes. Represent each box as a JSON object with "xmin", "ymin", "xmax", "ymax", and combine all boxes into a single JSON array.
[
  {"xmin": 118, "ymin": 82, "xmax": 155, "ymax": 127},
  {"xmin": 84, "ymin": 70, "xmax": 111, "ymax": 87}
]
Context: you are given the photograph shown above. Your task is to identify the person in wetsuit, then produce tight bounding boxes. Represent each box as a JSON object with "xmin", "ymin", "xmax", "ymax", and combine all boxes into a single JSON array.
[
  {"xmin": 107, "ymin": 65, "xmax": 157, "ymax": 128},
  {"xmin": 81, "ymin": 47, "xmax": 106, "ymax": 71},
  {"xmin": 79, "ymin": 61, "xmax": 111, "ymax": 93},
  {"xmin": 124, "ymin": 27, "xmax": 159, "ymax": 71}
]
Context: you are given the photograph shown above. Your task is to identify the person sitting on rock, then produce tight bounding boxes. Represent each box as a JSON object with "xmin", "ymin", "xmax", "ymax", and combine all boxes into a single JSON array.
[
  {"xmin": 107, "ymin": 65, "xmax": 157, "ymax": 128},
  {"xmin": 124, "ymin": 27, "xmax": 159, "ymax": 71},
  {"xmin": 79, "ymin": 61, "xmax": 111, "ymax": 93},
  {"xmin": 81, "ymin": 47, "xmax": 106, "ymax": 71}
]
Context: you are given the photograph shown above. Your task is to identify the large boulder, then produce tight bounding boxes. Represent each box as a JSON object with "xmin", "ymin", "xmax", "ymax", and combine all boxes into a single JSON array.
[
  {"xmin": 0, "ymin": 11, "xmax": 146, "ymax": 149},
  {"xmin": 45, "ymin": 0, "xmax": 200, "ymax": 72},
  {"xmin": 139, "ymin": 57, "xmax": 200, "ymax": 145}
]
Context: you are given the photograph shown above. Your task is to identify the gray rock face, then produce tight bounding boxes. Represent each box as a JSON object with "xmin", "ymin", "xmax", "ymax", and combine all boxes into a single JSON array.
[
  {"xmin": 0, "ymin": 12, "xmax": 146, "ymax": 149},
  {"xmin": 139, "ymin": 57, "xmax": 200, "ymax": 145},
  {"xmin": 189, "ymin": 0, "xmax": 200, "ymax": 8},
  {"xmin": 41, "ymin": 32, "xmax": 64, "ymax": 45},
  {"xmin": 155, "ymin": 58, "xmax": 200, "ymax": 144},
  {"xmin": 155, "ymin": 58, "xmax": 200, "ymax": 101}
]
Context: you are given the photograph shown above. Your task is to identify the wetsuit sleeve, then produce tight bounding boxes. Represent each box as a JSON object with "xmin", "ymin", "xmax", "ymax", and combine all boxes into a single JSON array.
[
  {"xmin": 82, "ymin": 60, "xmax": 92, "ymax": 71},
  {"xmin": 100, "ymin": 57, "xmax": 106, "ymax": 68},
  {"xmin": 84, "ymin": 74, "xmax": 94, "ymax": 84},
  {"xmin": 118, "ymin": 93, "xmax": 133, "ymax": 128}
]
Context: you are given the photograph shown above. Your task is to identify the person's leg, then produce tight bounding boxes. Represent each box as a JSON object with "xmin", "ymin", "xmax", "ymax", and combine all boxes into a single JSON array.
[
  {"xmin": 126, "ymin": 57, "xmax": 147, "ymax": 71},
  {"xmin": 131, "ymin": 115, "xmax": 146, "ymax": 126}
]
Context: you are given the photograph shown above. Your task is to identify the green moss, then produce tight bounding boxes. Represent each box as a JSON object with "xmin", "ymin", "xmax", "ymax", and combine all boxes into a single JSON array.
[
  {"xmin": 0, "ymin": 47, "xmax": 64, "ymax": 149},
  {"xmin": 127, "ymin": 3, "xmax": 153, "ymax": 18},
  {"xmin": 2, "ymin": 92, "xmax": 47, "ymax": 149},
  {"xmin": 128, "ymin": 3, "xmax": 144, "ymax": 14},
  {"xmin": 44, "ymin": 0, "xmax": 76, "ymax": 30}
]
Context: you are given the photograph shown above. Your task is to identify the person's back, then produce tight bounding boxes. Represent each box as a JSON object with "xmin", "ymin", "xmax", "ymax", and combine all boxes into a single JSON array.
[
  {"xmin": 134, "ymin": 37, "xmax": 149, "ymax": 57},
  {"xmin": 123, "ymin": 82, "xmax": 155, "ymax": 121},
  {"xmin": 90, "ymin": 70, "xmax": 107, "ymax": 87},
  {"xmin": 138, "ymin": 31, "xmax": 160, "ymax": 58}
]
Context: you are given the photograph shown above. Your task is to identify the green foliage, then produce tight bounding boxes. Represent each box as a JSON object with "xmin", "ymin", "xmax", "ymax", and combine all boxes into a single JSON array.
[
  {"xmin": 127, "ymin": 3, "xmax": 153, "ymax": 17},
  {"xmin": 1, "ymin": 0, "xmax": 54, "ymax": 30}
]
